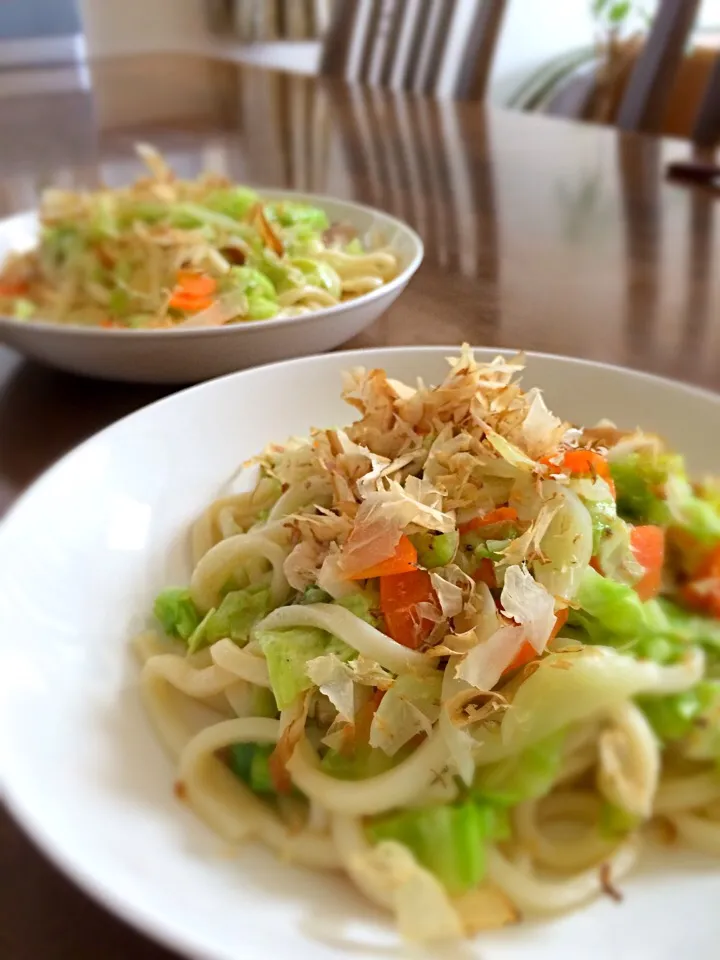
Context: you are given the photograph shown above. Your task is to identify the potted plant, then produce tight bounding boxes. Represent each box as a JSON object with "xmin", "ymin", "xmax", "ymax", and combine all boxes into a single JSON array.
[{"xmin": 506, "ymin": 0, "xmax": 715, "ymax": 135}]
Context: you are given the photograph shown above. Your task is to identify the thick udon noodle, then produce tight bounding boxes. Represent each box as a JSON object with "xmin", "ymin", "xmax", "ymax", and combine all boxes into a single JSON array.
[
  {"xmin": 134, "ymin": 475, "xmax": 720, "ymax": 935},
  {"xmin": 276, "ymin": 249, "xmax": 399, "ymax": 315}
]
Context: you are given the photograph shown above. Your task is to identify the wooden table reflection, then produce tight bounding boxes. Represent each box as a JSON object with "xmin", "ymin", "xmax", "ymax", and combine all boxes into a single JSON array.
[{"xmin": 1, "ymin": 53, "xmax": 719, "ymax": 959}]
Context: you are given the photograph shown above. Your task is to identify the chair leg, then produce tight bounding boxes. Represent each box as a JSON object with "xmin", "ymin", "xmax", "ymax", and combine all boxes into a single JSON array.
[{"xmin": 693, "ymin": 54, "xmax": 720, "ymax": 148}]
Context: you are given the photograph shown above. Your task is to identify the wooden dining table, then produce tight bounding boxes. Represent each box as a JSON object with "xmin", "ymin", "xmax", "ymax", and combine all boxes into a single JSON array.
[{"xmin": 1, "ymin": 52, "xmax": 720, "ymax": 959}]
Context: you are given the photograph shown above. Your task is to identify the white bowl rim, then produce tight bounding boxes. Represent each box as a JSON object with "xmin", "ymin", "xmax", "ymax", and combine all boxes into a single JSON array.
[
  {"xmin": 1, "ymin": 344, "xmax": 719, "ymax": 960},
  {"xmin": 0, "ymin": 189, "xmax": 424, "ymax": 340}
]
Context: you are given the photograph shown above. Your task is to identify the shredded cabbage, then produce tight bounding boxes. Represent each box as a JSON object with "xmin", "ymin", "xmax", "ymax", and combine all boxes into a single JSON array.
[
  {"xmin": 474, "ymin": 646, "xmax": 703, "ymax": 765},
  {"xmin": 370, "ymin": 673, "xmax": 442, "ymax": 756},
  {"xmin": 154, "ymin": 587, "xmax": 200, "ymax": 641},
  {"xmin": 204, "ymin": 585, "xmax": 272, "ymax": 646},
  {"xmin": 367, "ymin": 800, "xmax": 509, "ymax": 896},
  {"xmin": 256, "ymin": 626, "xmax": 353, "ymax": 709},
  {"xmin": 472, "ymin": 732, "xmax": 566, "ymax": 805}
]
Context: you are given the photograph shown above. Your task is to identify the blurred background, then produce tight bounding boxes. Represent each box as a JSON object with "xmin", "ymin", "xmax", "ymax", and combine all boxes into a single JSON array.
[
  {"xmin": 3, "ymin": 1, "xmax": 720, "ymax": 381},
  {"xmin": 4, "ymin": 0, "xmax": 720, "ymax": 132},
  {"xmin": 3, "ymin": 1, "xmax": 720, "ymax": 127}
]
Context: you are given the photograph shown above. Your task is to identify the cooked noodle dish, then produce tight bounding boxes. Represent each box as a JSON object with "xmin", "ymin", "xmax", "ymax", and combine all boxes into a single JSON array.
[
  {"xmin": 134, "ymin": 346, "xmax": 720, "ymax": 941},
  {"xmin": 0, "ymin": 145, "xmax": 399, "ymax": 330}
]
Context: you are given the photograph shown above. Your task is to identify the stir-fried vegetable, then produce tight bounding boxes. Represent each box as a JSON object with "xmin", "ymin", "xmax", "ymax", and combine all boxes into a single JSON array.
[
  {"xmin": 348, "ymin": 535, "xmax": 418, "ymax": 580},
  {"xmin": 683, "ymin": 544, "xmax": 720, "ymax": 618},
  {"xmin": 411, "ymin": 531, "xmax": 459, "ymax": 569},
  {"xmin": 256, "ymin": 626, "xmax": 354, "ymax": 709},
  {"xmin": 379, "ymin": 570, "xmax": 435, "ymax": 649},
  {"xmin": 228, "ymin": 742, "xmax": 277, "ymax": 793},
  {"xmin": 459, "ymin": 507, "xmax": 518, "ymax": 535},
  {"xmin": 0, "ymin": 144, "xmax": 399, "ymax": 329},
  {"xmin": 629, "ymin": 525, "xmax": 665, "ymax": 601},
  {"xmin": 545, "ymin": 449, "xmax": 616, "ymax": 496},
  {"xmin": 639, "ymin": 684, "xmax": 717, "ymax": 743},
  {"xmin": 472, "ymin": 732, "xmax": 566, "ymax": 805},
  {"xmin": 154, "ymin": 587, "xmax": 200, "ymax": 640},
  {"xmin": 611, "ymin": 451, "xmax": 677, "ymax": 525},
  {"xmin": 139, "ymin": 347, "xmax": 720, "ymax": 945},
  {"xmin": 367, "ymin": 801, "xmax": 509, "ymax": 896}
]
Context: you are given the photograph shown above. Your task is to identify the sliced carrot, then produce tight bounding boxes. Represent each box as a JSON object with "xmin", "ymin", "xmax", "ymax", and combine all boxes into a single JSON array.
[
  {"xmin": 553, "ymin": 607, "xmax": 569, "ymax": 638},
  {"xmin": 503, "ymin": 609, "xmax": 569, "ymax": 675},
  {"xmin": 504, "ymin": 640, "xmax": 535, "ymax": 675},
  {"xmin": 176, "ymin": 271, "xmax": 216, "ymax": 298},
  {"xmin": 0, "ymin": 280, "xmax": 28, "ymax": 296},
  {"xmin": 341, "ymin": 689, "xmax": 385, "ymax": 755},
  {"xmin": 681, "ymin": 543, "xmax": 720, "ymax": 618},
  {"xmin": 169, "ymin": 271, "xmax": 217, "ymax": 311},
  {"xmin": 630, "ymin": 525, "xmax": 665, "ymax": 601},
  {"xmin": 168, "ymin": 291, "xmax": 214, "ymax": 311},
  {"xmin": 472, "ymin": 558, "xmax": 497, "ymax": 589},
  {"xmin": 541, "ymin": 449, "xmax": 616, "ymax": 497},
  {"xmin": 348, "ymin": 534, "xmax": 418, "ymax": 580},
  {"xmin": 460, "ymin": 506, "xmax": 518, "ymax": 535},
  {"xmin": 380, "ymin": 569, "xmax": 434, "ymax": 649}
]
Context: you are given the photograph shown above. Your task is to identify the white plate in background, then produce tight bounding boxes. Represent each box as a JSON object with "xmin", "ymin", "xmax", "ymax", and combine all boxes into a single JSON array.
[
  {"xmin": 1, "ymin": 346, "xmax": 719, "ymax": 960},
  {"xmin": 0, "ymin": 194, "xmax": 423, "ymax": 383}
]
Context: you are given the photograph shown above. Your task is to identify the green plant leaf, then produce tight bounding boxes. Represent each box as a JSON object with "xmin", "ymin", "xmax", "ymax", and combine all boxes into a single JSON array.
[{"xmin": 608, "ymin": 0, "xmax": 632, "ymax": 23}]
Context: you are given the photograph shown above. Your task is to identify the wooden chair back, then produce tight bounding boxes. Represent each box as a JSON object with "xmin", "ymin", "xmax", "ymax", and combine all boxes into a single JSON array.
[
  {"xmin": 616, "ymin": 0, "xmax": 704, "ymax": 135},
  {"xmin": 320, "ymin": 0, "xmax": 507, "ymax": 99}
]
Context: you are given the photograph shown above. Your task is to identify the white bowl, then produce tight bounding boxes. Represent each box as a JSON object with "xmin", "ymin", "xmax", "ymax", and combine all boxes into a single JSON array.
[
  {"xmin": 1, "ymin": 347, "xmax": 720, "ymax": 960},
  {"xmin": 0, "ymin": 194, "xmax": 423, "ymax": 383}
]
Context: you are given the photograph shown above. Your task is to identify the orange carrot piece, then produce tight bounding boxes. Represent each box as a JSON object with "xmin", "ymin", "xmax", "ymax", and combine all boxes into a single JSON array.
[
  {"xmin": 504, "ymin": 640, "xmax": 535, "ymax": 675},
  {"xmin": 472, "ymin": 558, "xmax": 497, "ymax": 589},
  {"xmin": 168, "ymin": 291, "xmax": 214, "ymax": 311},
  {"xmin": 340, "ymin": 689, "xmax": 385, "ymax": 755},
  {"xmin": 503, "ymin": 609, "xmax": 569, "ymax": 675},
  {"xmin": 541, "ymin": 449, "xmax": 616, "ymax": 497},
  {"xmin": 380, "ymin": 569, "xmax": 434, "ymax": 649},
  {"xmin": 681, "ymin": 543, "xmax": 720, "ymax": 618},
  {"xmin": 630, "ymin": 525, "xmax": 665, "ymax": 601},
  {"xmin": 176, "ymin": 271, "xmax": 216, "ymax": 298},
  {"xmin": 0, "ymin": 281, "xmax": 28, "ymax": 297},
  {"xmin": 460, "ymin": 507, "xmax": 518, "ymax": 535},
  {"xmin": 348, "ymin": 534, "xmax": 418, "ymax": 580}
]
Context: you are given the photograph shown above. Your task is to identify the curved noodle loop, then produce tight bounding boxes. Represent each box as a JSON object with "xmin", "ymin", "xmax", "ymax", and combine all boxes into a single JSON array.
[
  {"xmin": 179, "ymin": 717, "xmax": 340, "ymax": 867},
  {"xmin": 190, "ymin": 532, "xmax": 290, "ymax": 611}
]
